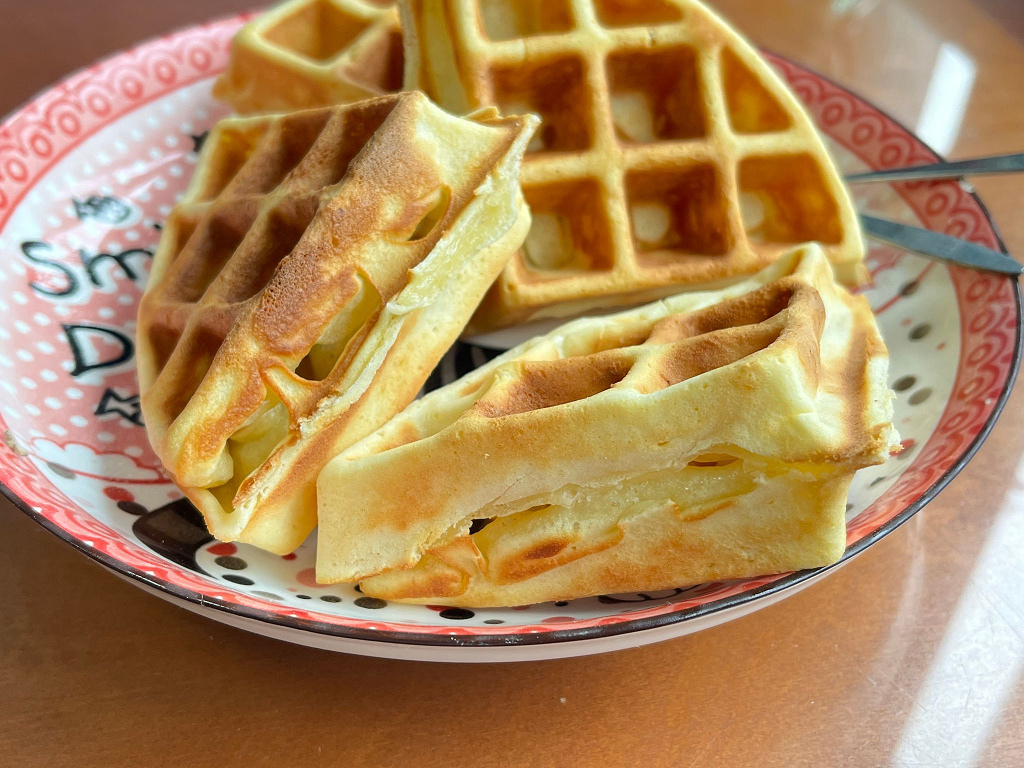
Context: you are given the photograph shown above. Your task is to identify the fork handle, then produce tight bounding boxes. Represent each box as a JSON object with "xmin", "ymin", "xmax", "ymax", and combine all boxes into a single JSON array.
[
  {"xmin": 860, "ymin": 215, "xmax": 1022, "ymax": 276},
  {"xmin": 846, "ymin": 152, "xmax": 1024, "ymax": 183}
]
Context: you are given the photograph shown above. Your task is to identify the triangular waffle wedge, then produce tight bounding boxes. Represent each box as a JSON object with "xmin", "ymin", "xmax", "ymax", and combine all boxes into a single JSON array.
[
  {"xmin": 137, "ymin": 93, "xmax": 538, "ymax": 553},
  {"xmin": 398, "ymin": 0, "xmax": 866, "ymax": 332},
  {"xmin": 316, "ymin": 245, "xmax": 899, "ymax": 605},
  {"xmin": 214, "ymin": 0, "xmax": 402, "ymax": 114}
]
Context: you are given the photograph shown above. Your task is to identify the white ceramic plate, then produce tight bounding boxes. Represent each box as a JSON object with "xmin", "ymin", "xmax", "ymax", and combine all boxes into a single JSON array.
[{"xmin": 0, "ymin": 16, "xmax": 1018, "ymax": 661}]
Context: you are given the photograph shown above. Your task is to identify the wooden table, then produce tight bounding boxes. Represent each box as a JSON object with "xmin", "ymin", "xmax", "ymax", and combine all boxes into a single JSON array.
[{"xmin": 2, "ymin": 1, "xmax": 1024, "ymax": 765}]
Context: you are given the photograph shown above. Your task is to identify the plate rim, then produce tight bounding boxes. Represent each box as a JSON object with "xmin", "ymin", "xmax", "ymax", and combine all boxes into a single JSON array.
[{"xmin": 0, "ymin": 18, "xmax": 1019, "ymax": 649}]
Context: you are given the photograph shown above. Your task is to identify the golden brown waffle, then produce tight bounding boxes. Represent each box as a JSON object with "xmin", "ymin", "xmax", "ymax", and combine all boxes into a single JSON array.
[
  {"xmin": 137, "ymin": 93, "xmax": 537, "ymax": 553},
  {"xmin": 316, "ymin": 245, "xmax": 899, "ymax": 604},
  {"xmin": 214, "ymin": 0, "xmax": 402, "ymax": 114},
  {"xmin": 399, "ymin": 0, "xmax": 866, "ymax": 331}
]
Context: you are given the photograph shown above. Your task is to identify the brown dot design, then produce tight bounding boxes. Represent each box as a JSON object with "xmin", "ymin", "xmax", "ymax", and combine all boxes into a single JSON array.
[
  {"xmin": 46, "ymin": 462, "xmax": 75, "ymax": 479},
  {"xmin": 215, "ymin": 555, "xmax": 247, "ymax": 570},
  {"xmin": 354, "ymin": 597, "xmax": 387, "ymax": 609},
  {"xmin": 484, "ymin": 619, "xmax": 504, "ymax": 625},
  {"xmin": 117, "ymin": 500, "xmax": 148, "ymax": 516},
  {"xmin": 893, "ymin": 375, "xmax": 917, "ymax": 392},
  {"xmin": 900, "ymin": 281, "xmax": 920, "ymax": 296},
  {"xmin": 320, "ymin": 596, "xmax": 342, "ymax": 603},
  {"xmin": 910, "ymin": 323, "xmax": 931, "ymax": 340},
  {"xmin": 223, "ymin": 574, "xmax": 254, "ymax": 586},
  {"xmin": 439, "ymin": 608, "xmax": 475, "ymax": 620},
  {"xmin": 909, "ymin": 388, "xmax": 933, "ymax": 405}
]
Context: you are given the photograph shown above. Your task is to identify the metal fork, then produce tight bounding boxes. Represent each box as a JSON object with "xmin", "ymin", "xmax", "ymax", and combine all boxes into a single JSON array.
[
  {"xmin": 847, "ymin": 152, "xmax": 1024, "ymax": 183},
  {"xmin": 840, "ymin": 152, "xmax": 1023, "ymax": 275}
]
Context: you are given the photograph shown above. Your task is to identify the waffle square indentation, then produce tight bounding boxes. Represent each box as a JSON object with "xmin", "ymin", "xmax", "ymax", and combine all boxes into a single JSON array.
[
  {"xmin": 625, "ymin": 164, "xmax": 730, "ymax": 258},
  {"xmin": 607, "ymin": 46, "xmax": 707, "ymax": 143},
  {"xmin": 722, "ymin": 47, "xmax": 791, "ymax": 134},
  {"xmin": 593, "ymin": 0, "xmax": 684, "ymax": 28},
  {"xmin": 476, "ymin": 0, "xmax": 576, "ymax": 42},
  {"xmin": 739, "ymin": 154, "xmax": 843, "ymax": 245},
  {"xmin": 492, "ymin": 56, "xmax": 593, "ymax": 153},
  {"xmin": 165, "ymin": 200, "xmax": 260, "ymax": 304},
  {"xmin": 521, "ymin": 178, "xmax": 615, "ymax": 273},
  {"xmin": 264, "ymin": 0, "xmax": 373, "ymax": 63}
]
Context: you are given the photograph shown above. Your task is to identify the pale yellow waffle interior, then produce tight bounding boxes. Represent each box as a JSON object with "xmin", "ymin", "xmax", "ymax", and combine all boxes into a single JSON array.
[{"xmin": 428, "ymin": 450, "xmax": 780, "ymax": 579}]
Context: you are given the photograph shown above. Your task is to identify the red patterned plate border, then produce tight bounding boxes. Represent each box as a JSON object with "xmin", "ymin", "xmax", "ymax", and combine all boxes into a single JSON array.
[{"xmin": 0, "ymin": 17, "xmax": 1019, "ymax": 647}]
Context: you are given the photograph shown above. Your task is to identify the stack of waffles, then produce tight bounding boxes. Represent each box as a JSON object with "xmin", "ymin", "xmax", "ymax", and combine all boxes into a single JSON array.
[
  {"xmin": 137, "ymin": 93, "xmax": 537, "ymax": 552},
  {"xmin": 138, "ymin": 0, "xmax": 898, "ymax": 605}
]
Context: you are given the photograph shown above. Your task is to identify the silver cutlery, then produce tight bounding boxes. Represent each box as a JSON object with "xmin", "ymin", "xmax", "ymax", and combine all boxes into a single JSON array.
[
  {"xmin": 859, "ymin": 214, "xmax": 1021, "ymax": 276},
  {"xmin": 847, "ymin": 152, "xmax": 1024, "ymax": 183}
]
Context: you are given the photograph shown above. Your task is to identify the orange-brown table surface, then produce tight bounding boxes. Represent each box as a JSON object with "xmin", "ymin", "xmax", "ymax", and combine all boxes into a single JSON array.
[{"xmin": 3, "ymin": 1, "xmax": 1024, "ymax": 766}]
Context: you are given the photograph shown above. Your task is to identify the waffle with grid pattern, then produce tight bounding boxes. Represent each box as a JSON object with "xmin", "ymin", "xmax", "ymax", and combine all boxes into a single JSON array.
[
  {"xmin": 213, "ymin": 0, "xmax": 402, "ymax": 114},
  {"xmin": 137, "ymin": 92, "xmax": 537, "ymax": 553},
  {"xmin": 399, "ymin": 0, "xmax": 866, "ymax": 332},
  {"xmin": 316, "ymin": 245, "xmax": 899, "ymax": 604}
]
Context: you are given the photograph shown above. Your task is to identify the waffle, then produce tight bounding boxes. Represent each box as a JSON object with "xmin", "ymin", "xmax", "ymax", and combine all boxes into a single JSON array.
[
  {"xmin": 137, "ymin": 93, "xmax": 537, "ymax": 553},
  {"xmin": 398, "ymin": 0, "xmax": 866, "ymax": 332},
  {"xmin": 213, "ymin": 0, "xmax": 402, "ymax": 114},
  {"xmin": 316, "ymin": 245, "xmax": 899, "ymax": 604}
]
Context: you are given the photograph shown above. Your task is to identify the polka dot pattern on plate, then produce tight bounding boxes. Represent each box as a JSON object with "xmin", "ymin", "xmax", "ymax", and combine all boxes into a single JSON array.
[{"xmin": 0, "ymin": 23, "xmax": 1015, "ymax": 655}]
